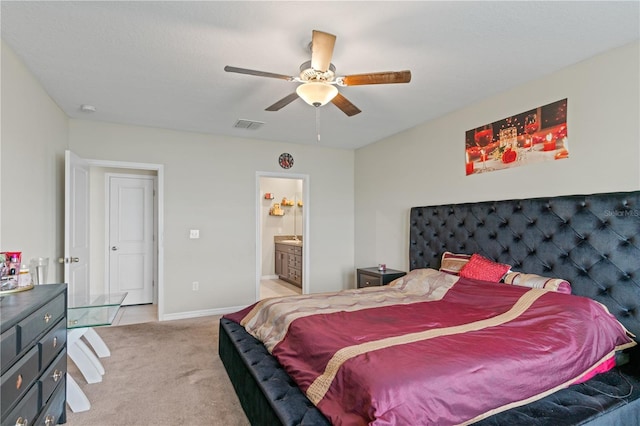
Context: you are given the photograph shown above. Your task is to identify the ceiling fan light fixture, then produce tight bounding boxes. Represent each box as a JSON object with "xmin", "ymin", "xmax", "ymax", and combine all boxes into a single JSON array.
[{"xmin": 296, "ymin": 82, "xmax": 338, "ymax": 107}]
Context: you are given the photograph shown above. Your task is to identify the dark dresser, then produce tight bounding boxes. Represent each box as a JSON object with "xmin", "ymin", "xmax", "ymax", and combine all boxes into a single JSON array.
[{"xmin": 1, "ymin": 284, "xmax": 67, "ymax": 425}]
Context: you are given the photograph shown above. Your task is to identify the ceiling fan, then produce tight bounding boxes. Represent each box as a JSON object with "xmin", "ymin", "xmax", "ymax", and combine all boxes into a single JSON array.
[{"xmin": 224, "ymin": 30, "xmax": 411, "ymax": 117}]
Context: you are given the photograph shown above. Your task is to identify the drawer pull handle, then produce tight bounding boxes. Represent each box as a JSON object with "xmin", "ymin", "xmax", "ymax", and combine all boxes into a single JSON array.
[
  {"xmin": 16, "ymin": 374, "xmax": 23, "ymax": 389},
  {"xmin": 52, "ymin": 369, "xmax": 63, "ymax": 382},
  {"xmin": 53, "ymin": 336, "xmax": 58, "ymax": 348},
  {"xmin": 44, "ymin": 313, "xmax": 52, "ymax": 323},
  {"xmin": 45, "ymin": 415, "xmax": 56, "ymax": 426},
  {"xmin": 15, "ymin": 416, "xmax": 28, "ymax": 426}
]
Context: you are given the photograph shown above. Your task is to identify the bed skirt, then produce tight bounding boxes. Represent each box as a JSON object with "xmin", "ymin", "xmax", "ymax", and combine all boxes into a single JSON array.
[{"xmin": 219, "ymin": 318, "xmax": 640, "ymax": 425}]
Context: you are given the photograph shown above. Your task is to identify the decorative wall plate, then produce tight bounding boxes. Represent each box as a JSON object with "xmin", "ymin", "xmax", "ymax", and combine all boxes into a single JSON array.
[{"xmin": 279, "ymin": 153, "xmax": 294, "ymax": 169}]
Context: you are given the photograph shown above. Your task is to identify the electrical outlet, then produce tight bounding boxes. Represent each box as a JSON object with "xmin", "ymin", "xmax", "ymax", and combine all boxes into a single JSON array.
[
  {"xmin": 189, "ymin": 229, "xmax": 200, "ymax": 239},
  {"xmin": 192, "ymin": 281, "xmax": 199, "ymax": 291}
]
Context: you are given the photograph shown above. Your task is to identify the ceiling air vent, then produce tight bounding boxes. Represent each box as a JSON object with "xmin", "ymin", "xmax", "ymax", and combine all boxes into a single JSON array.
[{"xmin": 234, "ymin": 119, "xmax": 265, "ymax": 130}]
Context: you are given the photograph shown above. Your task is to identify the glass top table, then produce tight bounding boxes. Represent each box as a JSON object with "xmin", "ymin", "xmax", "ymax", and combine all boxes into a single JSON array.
[
  {"xmin": 66, "ymin": 292, "xmax": 128, "ymax": 412},
  {"xmin": 67, "ymin": 292, "xmax": 127, "ymax": 329}
]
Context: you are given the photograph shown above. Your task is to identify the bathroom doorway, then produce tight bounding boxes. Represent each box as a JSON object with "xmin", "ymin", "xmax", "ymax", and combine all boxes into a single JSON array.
[{"xmin": 256, "ymin": 172, "xmax": 309, "ymax": 300}]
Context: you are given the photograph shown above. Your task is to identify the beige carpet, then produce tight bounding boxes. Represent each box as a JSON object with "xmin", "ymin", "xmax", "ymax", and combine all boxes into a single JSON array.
[{"xmin": 66, "ymin": 316, "xmax": 250, "ymax": 426}]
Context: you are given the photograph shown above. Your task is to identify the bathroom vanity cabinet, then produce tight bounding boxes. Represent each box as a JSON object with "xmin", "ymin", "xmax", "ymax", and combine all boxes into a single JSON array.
[{"xmin": 275, "ymin": 242, "xmax": 302, "ymax": 288}]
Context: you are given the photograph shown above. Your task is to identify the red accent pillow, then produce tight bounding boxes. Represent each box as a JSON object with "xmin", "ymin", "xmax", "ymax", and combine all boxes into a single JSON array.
[{"xmin": 459, "ymin": 253, "xmax": 511, "ymax": 282}]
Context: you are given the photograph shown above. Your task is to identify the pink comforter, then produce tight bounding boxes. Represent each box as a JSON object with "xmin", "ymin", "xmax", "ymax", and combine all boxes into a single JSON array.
[{"xmin": 226, "ymin": 269, "xmax": 635, "ymax": 425}]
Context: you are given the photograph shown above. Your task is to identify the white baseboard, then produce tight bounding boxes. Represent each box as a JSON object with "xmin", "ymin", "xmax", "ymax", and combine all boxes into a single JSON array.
[
  {"xmin": 159, "ymin": 305, "xmax": 248, "ymax": 322},
  {"xmin": 261, "ymin": 274, "xmax": 278, "ymax": 280}
]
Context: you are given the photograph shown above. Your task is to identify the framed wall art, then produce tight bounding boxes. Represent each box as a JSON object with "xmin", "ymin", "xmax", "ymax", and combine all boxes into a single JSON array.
[{"xmin": 465, "ymin": 98, "xmax": 568, "ymax": 175}]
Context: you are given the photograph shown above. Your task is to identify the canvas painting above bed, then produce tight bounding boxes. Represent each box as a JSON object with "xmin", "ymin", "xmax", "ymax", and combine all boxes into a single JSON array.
[{"xmin": 465, "ymin": 98, "xmax": 568, "ymax": 175}]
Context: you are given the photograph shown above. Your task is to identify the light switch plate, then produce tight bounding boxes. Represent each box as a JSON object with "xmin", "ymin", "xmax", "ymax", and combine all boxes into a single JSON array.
[{"xmin": 189, "ymin": 229, "xmax": 200, "ymax": 239}]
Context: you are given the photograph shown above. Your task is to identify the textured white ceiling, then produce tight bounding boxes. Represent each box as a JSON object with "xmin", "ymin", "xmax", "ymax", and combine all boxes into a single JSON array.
[{"xmin": 2, "ymin": 1, "xmax": 638, "ymax": 150}]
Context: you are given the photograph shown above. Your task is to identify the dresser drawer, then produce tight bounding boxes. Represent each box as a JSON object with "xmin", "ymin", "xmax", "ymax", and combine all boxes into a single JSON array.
[
  {"xmin": 35, "ymin": 378, "xmax": 65, "ymax": 426},
  {"xmin": 358, "ymin": 273, "xmax": 382, "ymax": 287},
  {"xmin": 1, "ymin": 382, "xmax": 39, "ymax": 426},
  {"xmin": 38, "ymin": 320, "xmax": 66, "ymax": 371},
  {"xmin": 39, "ymin": 351, "xmax": 66, "ymax": 409},
  {"xmin": 17, "ymin": 294, "xmax": 65, "ymax": 351},
  {"xmin": 1, "ymin": 327, "xmax": 18, "ymax": 374},
  {"xmin": 1, "ymin": 346, "xmax": 39, "ymax": 415}
]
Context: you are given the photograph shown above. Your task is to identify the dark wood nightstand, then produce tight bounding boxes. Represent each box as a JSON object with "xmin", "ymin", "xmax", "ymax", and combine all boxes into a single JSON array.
[{"xmin": 357, "ymin": 267, "xmax": 406, "ymax": 288}]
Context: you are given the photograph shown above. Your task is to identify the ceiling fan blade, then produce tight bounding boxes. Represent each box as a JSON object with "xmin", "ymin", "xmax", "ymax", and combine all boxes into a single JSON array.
[
  {"xmin": 331, "ymin": 93, "xmax": 361, "ymax": 117},
  {"xmin": 224, "ymin": 66, "xmax": 293, "ymax": 81},
  {"xmin": 310, "ymin": 30, "xmax": 336, "ymax": 72},
  {"xmin": 341, "ymin": 70, "xmax": 412, "ymax": 86},
  {"xmin": 265, "ymin": 92, "xmax": 300, "ymax": 111}
]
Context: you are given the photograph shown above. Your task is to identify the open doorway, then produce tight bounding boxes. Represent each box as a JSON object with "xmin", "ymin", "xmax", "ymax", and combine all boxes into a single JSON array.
[
  {"xmin": 89, "ymin": 169, "xmax": 157, "ymax": 327},
  {"xmin": 87, "ymin": 160, "xmax": 164, "ymax": 325},
  {"xmin": 89, "ymin": 166, "xmax": 159, "ymax": 325},
  {"xmin": 64, "ymin": 151, "xmax": 164, "ymax": 325},
  {"xmin": 256, "ymin": 172, "xmax": 309, "ymax": 300}
]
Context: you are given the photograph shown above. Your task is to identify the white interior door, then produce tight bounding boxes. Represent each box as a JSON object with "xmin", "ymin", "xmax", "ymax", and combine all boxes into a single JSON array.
[
  {"xmin": 108, "ymin": 175, "xmax": 154, "ymax": 305},
  {"xmin": 64, "ymin": 150, "xmax": 91, "ymax": 306}
]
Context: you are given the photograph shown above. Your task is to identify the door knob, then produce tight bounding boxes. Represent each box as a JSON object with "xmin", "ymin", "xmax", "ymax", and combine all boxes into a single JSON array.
[{"xmin": 111, "ymin": 246, "xmax": 119, "ymax": 251}]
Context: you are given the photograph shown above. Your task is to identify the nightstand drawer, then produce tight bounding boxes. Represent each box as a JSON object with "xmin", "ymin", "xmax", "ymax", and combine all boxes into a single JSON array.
[
  {"xmin": 356, "ymin": 267, "xmax": 406, "ymax": 288},
  {"xmin": 358, "ymin": 273, "xmax": 382, "ymax": 288}
]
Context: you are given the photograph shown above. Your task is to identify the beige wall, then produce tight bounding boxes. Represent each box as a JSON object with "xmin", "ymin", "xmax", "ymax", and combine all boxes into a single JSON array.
[
  {"xmin": 67, "ymin": 120, "xmax": 355, "ymax": 316},
  {"xmin": 1, "ymin": 41, "xmax": 69, "ymax": 282},
  {"xmin": 354, "ymin": 41, "xmax": 640, "ymax": 272}
]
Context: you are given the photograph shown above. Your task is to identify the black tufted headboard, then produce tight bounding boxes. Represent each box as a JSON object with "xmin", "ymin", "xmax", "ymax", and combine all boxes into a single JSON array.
[{"xmin": 409, "ymin": 191, "xmax": 640, "ymax": 342}]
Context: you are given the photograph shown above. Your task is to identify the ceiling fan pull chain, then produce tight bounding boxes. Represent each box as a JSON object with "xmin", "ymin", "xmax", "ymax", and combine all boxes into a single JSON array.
[{"xmin": 316, "ymin": 107, "xmax": 321, "ymax": 143}]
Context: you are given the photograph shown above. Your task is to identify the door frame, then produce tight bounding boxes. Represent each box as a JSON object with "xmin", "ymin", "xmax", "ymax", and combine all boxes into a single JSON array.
[
  {"xmin": 255, "ymin": 171, "xmax": 310, "ymax": 300},
  {"xmin": 103, "ymin": 172, "xmax": 157, "ymax": 305},
  {"xmin": 86, "ymin": 158, "xmax": 165, "ymax": 320}
]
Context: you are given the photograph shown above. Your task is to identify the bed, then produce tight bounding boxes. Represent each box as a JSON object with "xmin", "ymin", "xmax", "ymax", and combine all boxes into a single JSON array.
[{"xmin": 219, "ymin": 190, "xmax": 640, "ymax": 425}]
